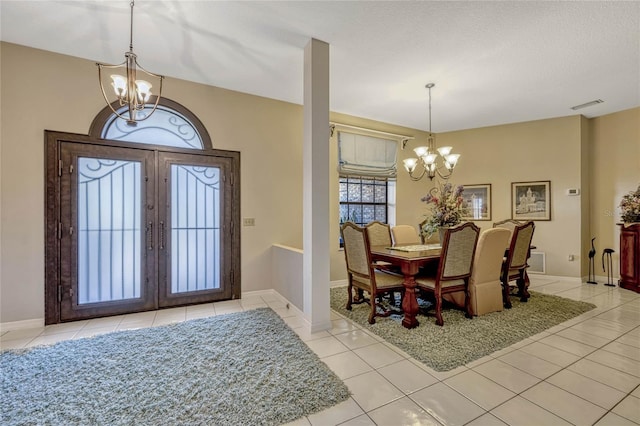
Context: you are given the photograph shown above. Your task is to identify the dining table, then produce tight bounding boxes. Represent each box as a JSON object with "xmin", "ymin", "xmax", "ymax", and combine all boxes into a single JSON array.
[{"xmin": 370, "ymin": 244, "xmax": 441, "ymax": 329}]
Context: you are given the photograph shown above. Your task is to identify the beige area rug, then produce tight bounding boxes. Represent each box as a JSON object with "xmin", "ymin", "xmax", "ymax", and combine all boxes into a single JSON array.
[
  {"xmin": 1, "ymin": 308, "xmax": 349, "ymax": 425},
  {"xmin": 330, "ymin": 287, "xmax": 596, "ymax": 371}
]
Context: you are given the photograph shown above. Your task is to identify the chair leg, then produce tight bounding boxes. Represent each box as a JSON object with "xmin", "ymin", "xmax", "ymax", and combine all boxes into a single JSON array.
[
  {"xmin": 517, "ymin": 271, "xmax": 529, "ymax": 302},
  {"xmin": 368, "ymin": 292, "xmax": 376, "ymax": 324},
  {"xmin": 464, "ymin": 283, "xmax": 473, "ymax": 319},
  {"xmin": 434, "ymin": 287, "xmax": 444, "ymax": 326},
  {"xmin": 502, "ymin": 277, "xmax": 512, "ymax": 309},
  {"xmin": 346, "ymin": 278, "xmax": 353, "ymax": 311}
]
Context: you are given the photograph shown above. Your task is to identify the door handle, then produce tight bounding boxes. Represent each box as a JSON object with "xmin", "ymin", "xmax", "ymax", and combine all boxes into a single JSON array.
[
  {"xmin": 146, "ymin": 221, "xmax": 153, "ymax": 250},
  {"xmin": 160, "ymin": 221, "xmax": 165, "ymax": 250}
]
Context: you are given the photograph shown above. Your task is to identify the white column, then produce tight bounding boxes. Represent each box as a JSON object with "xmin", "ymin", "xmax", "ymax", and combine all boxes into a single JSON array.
[{"xmin": 303, "ymin": 38, "xmax": 331, "ymax": 332}]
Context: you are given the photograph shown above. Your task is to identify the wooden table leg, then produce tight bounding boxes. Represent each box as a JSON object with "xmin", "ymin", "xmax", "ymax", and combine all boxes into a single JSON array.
[
  {"xmin": 519, "ymin": 271, "xmax": 531, "ymax": 301},
  {"xmin": 401, "ymin": 276, "xmax": 420, "ymax": 329}
]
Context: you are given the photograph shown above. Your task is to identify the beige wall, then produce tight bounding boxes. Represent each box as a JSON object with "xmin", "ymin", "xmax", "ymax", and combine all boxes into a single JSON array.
[
  {"xmin": 0, "ymin": 42, "xmax": 306, "ymax": 322},
  {"xmin": 1, "ymin": 42, "xmax": 638, "ymax": 323},
  {"xmin": 396, "ymin": 116, "xmax": 585, "ymax": 278},
  {"xmin": 589, "ymin": 107, "xmax": 640, "ymax": 278}
]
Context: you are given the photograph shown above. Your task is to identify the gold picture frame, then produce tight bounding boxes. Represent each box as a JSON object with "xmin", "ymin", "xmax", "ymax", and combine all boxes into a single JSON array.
[
  {"xmin": 461, "ymin": 184, "xmax": 492, "ymax": 221},
  {"xmin": 511, "ymin": 180, "xmax": 551, "ymax": 221}
]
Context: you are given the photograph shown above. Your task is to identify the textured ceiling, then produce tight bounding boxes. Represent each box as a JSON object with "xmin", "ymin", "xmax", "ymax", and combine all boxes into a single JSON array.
[{"xmin": 1, "ymin": 1, "xmax": 639, "ymax": 132}]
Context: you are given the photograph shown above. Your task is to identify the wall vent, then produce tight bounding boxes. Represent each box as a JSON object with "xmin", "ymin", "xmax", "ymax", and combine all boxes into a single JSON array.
[{"xmin": 528, "ymin": 251, "xmax": 546, "ymax": 274}]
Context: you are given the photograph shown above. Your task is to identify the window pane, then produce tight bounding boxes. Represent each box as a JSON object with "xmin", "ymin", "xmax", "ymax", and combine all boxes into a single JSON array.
[
  {"xmin": 348, "ymin": 205, "xmax": 361, "ymax": 224},
  {"xmin": 339, "ymin": 205, "xmax": 349, "ymax": 223},
  {"xmin": 375, "ymin": 184, "xmax": 387, "ymax": 203},
  {"xmin": 363, "ymin": 205, "xmax": 375, "ymax": 223},
  {"xmin": 374, "ymin": 205, "xmax": 387, "ymax": 223},
  {"xmin": 339, "ymin": 181, "xmax": 348, "ymax": 202},
  {"xmin": 361, "ymin": 183, "xmax": 374, "ymax": 202},
  {"xmin": 77, "ymin": 157, "xmax": 141, "ymax": 304},
  {"xmin": 171, "ymin": 165, "xmax": 221, "ymax": 293},
  {"xmin": 347, "ymin": 183, "xmax": 361, "ymax": 202},
  {"xmin": 103, "ymin": 105, "xmax": 203, "ymax": 149},
  {"xmin": 339, "ymin": 175, "xmax": 391, "ymax": 245}
]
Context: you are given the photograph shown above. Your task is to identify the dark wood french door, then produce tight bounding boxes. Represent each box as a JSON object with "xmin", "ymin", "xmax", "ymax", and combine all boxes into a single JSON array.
[{"xmin": 46, "ymin": 132, "xmax": 239, "ymax": 323}]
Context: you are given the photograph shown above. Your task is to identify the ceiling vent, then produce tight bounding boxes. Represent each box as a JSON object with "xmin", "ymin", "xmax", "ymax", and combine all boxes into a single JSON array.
[{"xmin": 570, "ymin": 99, "xmax": 604, "ymax": 110}]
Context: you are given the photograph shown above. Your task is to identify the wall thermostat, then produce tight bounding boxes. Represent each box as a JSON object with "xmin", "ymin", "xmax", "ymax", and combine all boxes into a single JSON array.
[{"xmin": 566, "ymin": 188, "xmax": 580, "ymax": 196}]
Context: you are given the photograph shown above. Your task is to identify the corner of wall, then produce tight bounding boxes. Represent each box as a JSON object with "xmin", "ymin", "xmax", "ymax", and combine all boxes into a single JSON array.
[{"xmin": 580, "ymin": 115, "xmax": 591, "ymax": 277}]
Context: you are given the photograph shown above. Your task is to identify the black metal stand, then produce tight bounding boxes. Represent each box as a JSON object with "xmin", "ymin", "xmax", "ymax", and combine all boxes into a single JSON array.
[
  {"xmin": 587, "ymin": 237, "xmax": 597, "ymax": 284},
  {"xmin": 602, "ymin": 248, "xmax": 616, "ymax": 287}
]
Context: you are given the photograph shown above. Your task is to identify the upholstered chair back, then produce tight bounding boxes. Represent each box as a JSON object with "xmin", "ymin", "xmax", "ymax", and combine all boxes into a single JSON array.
[
  {"xmin": 391, "ymin": 225, "xmax": 421, "ymax": 245},
  {"xmin": 440, "ymin": 223, "xmax": 480, "ymax": 280},
  {"xmin": 444, "ymin": 227, "xmax": 511, "ymax": 316},
  {"xmin": 366, "ymin": 221, "xmax": 392, "ymax": 247},
  {"xmin": 508, "ymin": 221, "xmax": 535, "ymax": 270},
  {"xmin": 493, "ymin": 219, "xmax": 522, "ymax": 246},
  {"xmin": 341, "ymin": 222, "xmax": 372, "ymax": 285},
  {"xmin": 471, "ymin": 228, "xmax": 511, "ymax": 286}
]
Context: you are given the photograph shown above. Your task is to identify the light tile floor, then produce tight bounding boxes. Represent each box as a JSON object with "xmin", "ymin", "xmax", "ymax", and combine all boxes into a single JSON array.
[{"xmin": 2, "ymin": 277, "xmax": 639, "ymax": 426}]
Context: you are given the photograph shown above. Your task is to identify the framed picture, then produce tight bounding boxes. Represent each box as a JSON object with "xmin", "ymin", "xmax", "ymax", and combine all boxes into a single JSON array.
[
  {"xmin": 511, "ymin": 180, "xmax": 551, "ymax": 221},
  {"xmin": 461, "ymin": 184, "xmax": 492, "ymax": 221}
]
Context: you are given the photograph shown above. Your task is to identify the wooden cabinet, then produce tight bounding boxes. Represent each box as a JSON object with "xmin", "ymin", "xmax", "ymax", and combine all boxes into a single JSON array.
[{"xmin": 619, "ymin": 223, "xmax": 640, "ymax": 293}]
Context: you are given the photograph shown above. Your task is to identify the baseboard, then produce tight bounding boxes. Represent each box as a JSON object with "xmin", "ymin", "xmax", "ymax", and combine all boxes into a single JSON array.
[
  {"xmin": 0, "ymin": 289, "xmax": 322, "ymax": 332},
  {"xmin": 0, "ymin": 318, "xmax": 45, "ymax": 332},
  {"xmin": 330, "ymin": 279, "xmax": 348, "ymax": 288},
  {"xmin": 241, "ymin": 289, "xmax": 278, "ymax": 298},
  {"xmin": 582, "ymin": 274, "xmax": 619, "ymax": 285},
  {"xmin": 532, "ymin": 275, "xmax": 583, "ymax": 283},
  {"xmin": 244, "ymin": 289, "xmax": 307, "ymax": 318}
]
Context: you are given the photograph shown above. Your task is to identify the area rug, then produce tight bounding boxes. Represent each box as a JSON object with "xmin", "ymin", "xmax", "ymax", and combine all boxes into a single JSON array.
[
  {"xmin": 330, "ymin": 287, "xmax": 596, "ymax": 371},
  {"xmin": 1, "ymin": 308, "xmax": 349, "ymax": 425}
]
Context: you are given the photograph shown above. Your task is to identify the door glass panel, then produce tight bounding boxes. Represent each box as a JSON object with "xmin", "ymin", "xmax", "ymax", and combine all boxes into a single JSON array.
[
  {"xmin": 78, "ymin": 158, "xmax": 142, "ymax": 304},
  {"xmin": 102, "ymin": 106, "xmax": 204, "ymax": 149},
  {"xmin": 171, "ymin": 165, "xmax": 220, "ymax": 293}
]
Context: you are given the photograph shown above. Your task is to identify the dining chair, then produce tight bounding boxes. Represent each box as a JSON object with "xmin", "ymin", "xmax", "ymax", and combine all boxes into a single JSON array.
[
  {"xmin": 418, "ymin": 218, "xmax": 440, "ymax": 244},
  {"xmin": 501, "ymin": 221, "xmax": 535, "ymax": 308},
  {"xmin": 366, "ymin": 221, "xmax": 393, "ymax": 248},
  {"xmin": 341, "ymin": 222, "xmax": 405, "ymax": 324},
  {"xmin": 365, "ymin": 221, "xmax": 400, "ymax": 303},
  {"xmin": 391, "ymin": 225, "xmax": 421, "ymax": 245},
  {"xmin": 415, "ymin": 222, "xmax": 480, "ymax": 326},
  {"xmin": 365, "ymin": 221, "xmax": 397, "ymax": 272},
  {"xmin": 493, "ymin": 219, "xmax": 522, "ymax": 243},
  {"xmin": 446, "ymin": 228, "xmax": 512, "ymax": 315}
]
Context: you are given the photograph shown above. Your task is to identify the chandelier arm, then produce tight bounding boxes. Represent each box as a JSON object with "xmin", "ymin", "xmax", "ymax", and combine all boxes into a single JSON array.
[
  {"xmin": 133, "ymin": 61, "xmax": 165, "ymax": 80},
  {"xmin": 97, "ymin": 64, "xmax": 134, "ymax": 122},
  {"xmin": 407, "ymin": 167, "xmax": 427, "ymax": 181},
  {"xmin": 435, "ymin": 169, "xmax": 453, "ymax": 180},
  {"xmin": 130, "ymin": 92, "xmax": 164, "ymax": 123}
]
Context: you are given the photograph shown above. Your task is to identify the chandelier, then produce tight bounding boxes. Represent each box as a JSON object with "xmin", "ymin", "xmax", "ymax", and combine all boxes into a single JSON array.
[
  {"xmin": 96, "ymin": 1, "xmax": 164, "ymax": 125},
  {"xmin": 403, "ymin": 83, "xmax": 460, "ymax": 181}
]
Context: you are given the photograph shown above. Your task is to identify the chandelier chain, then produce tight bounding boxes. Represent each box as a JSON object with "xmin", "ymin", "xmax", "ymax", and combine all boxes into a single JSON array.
[{"xmin": 129, "ymin": 1, "xmax": 135, "ymax": 52}]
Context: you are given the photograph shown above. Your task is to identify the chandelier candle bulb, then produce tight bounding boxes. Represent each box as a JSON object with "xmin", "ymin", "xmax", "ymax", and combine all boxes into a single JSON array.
[{"xmin": 437, "ymin": 146, "xmax": 452, "ymax": 157}]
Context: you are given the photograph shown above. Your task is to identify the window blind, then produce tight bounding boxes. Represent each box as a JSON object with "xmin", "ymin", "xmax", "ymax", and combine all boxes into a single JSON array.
[{"xmin": 337, "ymin": 131, "xmax": 398, "ymax": 177}]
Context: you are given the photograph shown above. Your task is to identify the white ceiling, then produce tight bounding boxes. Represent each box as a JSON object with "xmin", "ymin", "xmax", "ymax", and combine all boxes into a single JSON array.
[{"xmin": 1, "ymin": 1, "xmax": 639, "ymax": 133}]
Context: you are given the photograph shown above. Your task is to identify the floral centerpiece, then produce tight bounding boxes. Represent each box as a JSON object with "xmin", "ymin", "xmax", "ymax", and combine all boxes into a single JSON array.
[
  {"xmin": 620, "ymin": 184, "xmax": 640, "ymax": 223},
  {"xmin": 420, "ymin": 182, "xmax": 466, "ymax": 239}
]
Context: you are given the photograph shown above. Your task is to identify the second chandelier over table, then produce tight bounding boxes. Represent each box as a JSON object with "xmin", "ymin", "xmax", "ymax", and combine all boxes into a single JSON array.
[{"xmin": 403, "ymin": 83, "xmax": 460, "ymax": 181}]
